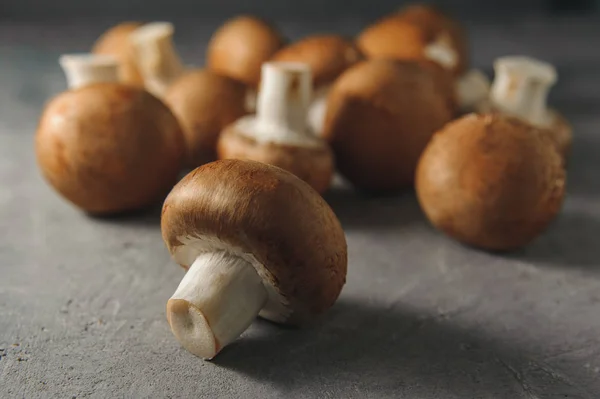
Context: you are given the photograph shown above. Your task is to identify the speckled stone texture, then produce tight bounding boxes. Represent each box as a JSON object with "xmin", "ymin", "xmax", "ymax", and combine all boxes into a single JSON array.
[{"xmin": 1, "ymin": 14, "xmax": 600, "ymax": 398}]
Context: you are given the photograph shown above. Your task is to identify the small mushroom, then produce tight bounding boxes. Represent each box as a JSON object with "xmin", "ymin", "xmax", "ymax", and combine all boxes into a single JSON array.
[
  {"xmin": 416, "ymin": 113, "xmax": 566, "ymax": 251},
  {"xmin": 162, "ymin": 159, "xmax": 347, "ymax": 359},
  {"xmin": 357, "ymin": 4, "xmax": 468, "ymax": 76},
  {"xmin": 206, "ymin": 15, "xmax": 285, "ymax": 88},
  {"xmin": 270, "ymin": 35, "xmax": 363, "ymax": 137},
  {"xmin": 35, "ymin": 54, "xmax": 185, "ymax": 214},
  {"xmin": 129, "ymin": 22, "xmax": 185, "ymax": 99},
  {"xmin": 322, "ymin": 59, "xmax": 454, "ymax": 192},
  {"xmin": 479, "ymin": 56, "xmax": 572, "ymax": 161},
  {"xmin": 92, "ymin": 22, "xmax": 145, "ymax": 86},
  {"xmin": 164, "ymin": 69, "xmax": 248, "ymax": 168},
  {"xmin": 217, "ymin": 62, "xmax": 334, "ymax": 194}
]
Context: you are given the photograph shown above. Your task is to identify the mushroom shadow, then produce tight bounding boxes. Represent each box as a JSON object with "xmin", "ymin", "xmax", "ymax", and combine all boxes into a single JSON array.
[
  {"xmin": 87, "ymin": 201, "xmax": 164, "ymax": 227},
  {"xmin": 213, "ymin": 299, "xmax": 588, "ymax": 397},
  {"xmin": 323, "ymin": 184, "xmax": 426, "ymax": 230},
  {"xmin": 506, "ymin": 211, "xmax": 600, "ymax": 270}
]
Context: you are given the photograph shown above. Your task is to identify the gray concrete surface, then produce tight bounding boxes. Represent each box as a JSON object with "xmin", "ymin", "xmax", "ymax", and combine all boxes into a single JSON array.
[{"xmin": 1, "ymin": 14, "xmax": 600, "ymax": 398}]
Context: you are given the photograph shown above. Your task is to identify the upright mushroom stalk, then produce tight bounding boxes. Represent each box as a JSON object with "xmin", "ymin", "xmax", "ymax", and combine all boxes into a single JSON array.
[
  {"xmin": 59, "ymin": 54, "xmax": 120, "ymax": 89},
  {"xmin": 489, "ymin": 56, "xmax": 557, "ymax": 127},
  {"xmin": 218, "ymin": 61, "xmax": 334, "ymax": 194},
  {"xmin": 129, "ymin": 22, "xmax": 185, "ymax": 98}
]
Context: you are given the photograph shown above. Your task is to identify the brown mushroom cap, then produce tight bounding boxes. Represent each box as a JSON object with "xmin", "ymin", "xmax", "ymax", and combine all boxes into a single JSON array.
[
  {"xmin": 322, "ymin": 59, "xmax": 454, "ymax": 192},
  {"xmin": 415, "ymin": 113, "xmax": 566, "ymax": 251},
  {"xmin": 357, "ymin": 5, "xmax": 468, "ymax": 76},
  {"xmin": 217, "ymin": 126, "xmax": 334, "ymax": 194},
  {"xmin": 164, "ymin": 69, "xmax": 249, "ymax": 168},
  {"xmin": 161, "ymin": 159, "xmax": 347, "ymax": 324},
  {"xmin": 92, "ymin": 22, "xmax": 145, "ymax": 86},
  {"xmin": 206, "ymin": 16, "xmax": 284, "ymax": 87},
  {"xmin": 270, "ymin": 35, "xmax": 363, "ymax": 88},
  {"xmin": 36, "ymin": 83, "xmax": 185, "ymax": 214}
]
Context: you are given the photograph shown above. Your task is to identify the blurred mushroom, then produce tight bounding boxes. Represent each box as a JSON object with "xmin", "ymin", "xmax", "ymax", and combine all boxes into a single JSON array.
[
  {"xmin": 322, "ymin": 59, "xmax": 454, "ymax": 192},
  {"xmin": 92, "ymin": 22, "xmax": 144, "ymax": 86},
  {"xmin": 270, "ymin": 34, "xmax": 363, "ymax": 136},
  {"xmin": 479, "ymin": 56, "xmax": 572, "ymax": 161},
  {"xmin": 206, "ymin": 15, "xmax": 284, "ymax": 88},
  {"xmin": 164, "ymin": 70, "xmax": 248, "ymax": 168},
  {"xmin": 415, "ymin": 113, "xmax": 566, "ymax": 251},
  {"xmin": 162, "ymin": 159, "xmax": 347, "ymax": 359},
  {"xmin": 218, "ymin": 62, "xmax": 334, "ymax": 194},
  {"xmin": 129, "ymin": 22, "xmax": 185, "ymax": 99},
  {"xmin": 35, "ymin": 54, "xmax": 185, "ymax": 215}
]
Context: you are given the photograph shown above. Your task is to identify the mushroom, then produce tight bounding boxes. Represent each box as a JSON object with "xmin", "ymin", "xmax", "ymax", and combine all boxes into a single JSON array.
[
  {"xmin": 162, "ymin": 159, "xmax": 348, "ymax": 359},
  {"xmin": 270, "ymin": 35, "xmax": 363, "ymax": 137},
  {"xmin": 129, "ymin": 22, "xmax": 185, "ymax": 99},
  {"xmin": 356, "ymin": 4, "xmax": 468, "ymax": 77},
  {"xmin": 415, "ymin": 113, "xmax": 566, "ymax": 251},
  {"xmin": 206, "ymin": 15, "xmax": 285, "ymax": 88},
  {"xmin": 478, "ymin": 56, "xmax": 572, "ymax": 161},
  {"xmin": 322, "ymin": 59, "xmax": 454, "ymax": 192},
  {"xmin": 164, "ymin": 70, "xmax": 248, "ymax": 168},
  {"xmin": 35, "ymin": 54, "xmax": 185, "ymax": 215},
  {"xmin": 217, "ymin": 62, "xmax": 334, "ymax": 194},
  {"xmin": 92, "ymin": 21, "xmax": 145, "ymax": 86}
]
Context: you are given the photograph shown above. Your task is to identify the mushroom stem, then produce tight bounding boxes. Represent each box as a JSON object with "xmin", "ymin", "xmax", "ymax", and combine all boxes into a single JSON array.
[
  {"xmin": 490, "ymin": 56, "xmax": 557, "ymax": 126},
  {"xmin": 424, "ymin": 34, "xmax": 458, "ymax": 71},
  {"xmin": 307, "ymin": 85, "xmax": 330, "ymax": 137},
  {"xmin": 129, "ymin": 22, "xmax": 185, "ymax": 98},
  {"xmin": 256, "ymin": 62, "xmax": 313, "ymax": 134},
  {"xmin": 167, "ymin": 251, "xmax": 268, "ymax": 359},
  {"xmin": 59, "ymin": 54, "xmax": 120, "ymax": 89},
  {"xmin": 455, "ymin": 69, "xmax": 491, "ymax": 112}
]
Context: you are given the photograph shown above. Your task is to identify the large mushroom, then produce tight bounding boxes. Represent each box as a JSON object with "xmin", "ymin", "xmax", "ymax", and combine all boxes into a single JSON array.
[
  {"xmin": 270, "ymin": 35, "xmax": 363, "ymax": 136},
  {"xmin": 162, "ymin": 159, "xmax": 348, "ymax": 359},
  {"xmin": 218, "ymin": 62, "xmax": 334, "ymax": 194},
  {"xmin": 322, "ymin": 59, "xmax": 454, "ymax": 192},
  {"xmin": 92, "ymin": 22, "xmax": 145, "ymax": 86},
  {"xmin": 164, "ymin": 70, "xmax": 249, "ymax": 168},
  {"xmin": 478, "ymin": 56, "xmax": 572, "ymax": 162},
  {"xmin": 206, "ymin": 15, "xmax": 285, "ymax": 88},
  {"xmin": 35, "ymin": 54, "xmax": 185, "ymax": 215},
  {"xmin": 416, "ymin": 113, "xmax": 566, "ymax": 251}
]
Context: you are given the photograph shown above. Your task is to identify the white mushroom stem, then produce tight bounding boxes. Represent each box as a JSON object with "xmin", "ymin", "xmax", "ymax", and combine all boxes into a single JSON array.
[
  {"xmin": 490, "ymin": 56, "xmax": 557, "ymax": 126},
  {"xmin": 167, "ymin": 251, "xmax": 267, "ymax": 359},
  {"xmin": 455, "ymin": 69, "xmax": 491, "ymax": 112},
  {"xmin": 59, "ymin": 54, "xmax": 119, "ymax": 89},
  {"xmin": 257, "ymin": 61, "xmax": 313, "ymax": 134},
  {"xmin": 129, "ymin": 22, "xmax": 185, "ymax": 98},
  {"xmin": 424, "ymin": 34, "xmax": 458, "ymax": 71},
  {"xmin": 307, "ymin": 85, "xmax": 330, "ymax": 138}
]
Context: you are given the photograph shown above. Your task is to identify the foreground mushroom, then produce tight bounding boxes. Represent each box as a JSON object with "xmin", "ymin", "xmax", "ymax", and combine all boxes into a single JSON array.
[
  {"xmin": 92, "ymin": 22, "xmax": 144, "ymax": 86},
  {"xmin": 162, "ymin": 159, "xmax": 347, "ymax": 359},
  {"xmin": 218, "ymin": 62, "xmax": 334, "ymax": 194},
  {"xmin": 416, "ymin": 113, "xmax": 566, "ymax": 251},
  {"xmin": 35, "ymin": 54, "xmax": 185, "ymax": 214},
  {"xmin": 129, "ymin": 22, "xmax": 185, "ymax": 99},
  {"xmin": 322, "ymin": 59, "xmax": 454, "ymax": 192},
  {"xmin": 270, "ymin": 35, "xmax": 363, "ymax": 136},
  {"xmin": 164, "ymin": 70, "xmax": 248, "ymax": 168},
  {"xmin": 479, "ymin": 56, "xmax": 572, "ymax": 161},
  {"xmin": 207, "ymin": 15, "xmax": 284, "ymax": 88}
]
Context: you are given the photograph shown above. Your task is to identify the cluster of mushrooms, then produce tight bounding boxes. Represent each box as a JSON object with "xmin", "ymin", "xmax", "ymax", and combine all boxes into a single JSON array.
[{"xmin": 35, "ymin": 4, "xmax": 571, "ymax": 359}]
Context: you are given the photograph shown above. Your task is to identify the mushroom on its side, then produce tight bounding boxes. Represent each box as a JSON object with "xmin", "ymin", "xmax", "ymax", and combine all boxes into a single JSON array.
[
  {"xmin": 207, "ymin": 15, "xmax": 284, "ymax": 88},
  {"xmin": 92, "ymin": 22, "xmax": 145, "ymax": 86},
  {"xmin": 478, "ymin": 56, "xmax": 572, "ymax": 161},
  {"xmin": 415, "ymin": 113, "xmax": 566, "ymax": 251},
  {"xmin": 164, "ymin": 70, "xmax": 249, "ymax": 168},
  {"xmin": 162, "ymin": 159, "xmax": 347, "ymax": 359},
  {"xmin": 270, "ymin": 35, "xmax": 363, "ymax": 137},
  {"xmin": 322, "ymin": 59, "xmax": 454, "ymax": 192},
  {"xmin": 35, "ymin": 54, "xmax": 185, "ymax": 215},
  {"xmin": 129, "ymin": 22, "xmax": 186, "ymax": 99},
  {"xmin": 218, "ymin": 62, "xmax": 334, "ymax": 194}
]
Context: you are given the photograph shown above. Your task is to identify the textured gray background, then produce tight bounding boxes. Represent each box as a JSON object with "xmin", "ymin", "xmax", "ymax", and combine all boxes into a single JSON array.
[{"xmin": 1, "ymin": 9, "xmax": 600, "ymax": 399}]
